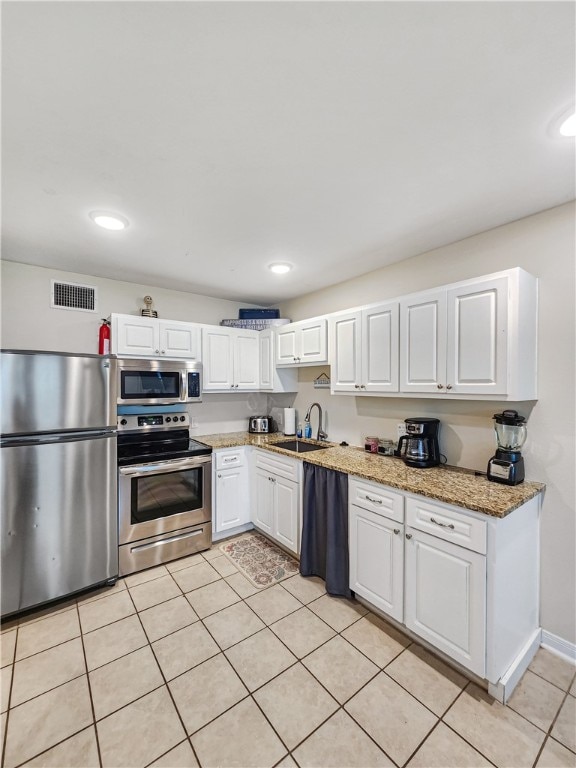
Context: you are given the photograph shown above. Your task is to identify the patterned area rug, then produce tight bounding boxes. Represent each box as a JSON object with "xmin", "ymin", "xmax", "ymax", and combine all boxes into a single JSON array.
[{"xmin": 219, "ymin": 533, "xmax": 299, "ymax": 588}]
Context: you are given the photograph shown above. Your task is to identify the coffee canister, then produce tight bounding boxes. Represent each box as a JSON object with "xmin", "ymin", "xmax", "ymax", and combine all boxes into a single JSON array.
[{"xmin": 365, "ymin": 436, "xmax": 379, "ymax": 453}]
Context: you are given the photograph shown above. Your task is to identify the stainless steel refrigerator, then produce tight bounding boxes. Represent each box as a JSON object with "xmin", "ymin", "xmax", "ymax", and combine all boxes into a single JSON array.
[{"xmin": 1, "ymin": 350, "xmax": 118, "ymax": 617}]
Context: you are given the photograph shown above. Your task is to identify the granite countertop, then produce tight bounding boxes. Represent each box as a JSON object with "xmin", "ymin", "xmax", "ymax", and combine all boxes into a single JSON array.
[{"xmin": 199, "ymin": 432, "xmax": 545, "ymax": 518}]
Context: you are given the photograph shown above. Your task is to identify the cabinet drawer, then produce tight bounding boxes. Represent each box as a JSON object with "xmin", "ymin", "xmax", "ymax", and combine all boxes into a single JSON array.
[
  {"xmin": 406, "ymin": 496, "xmax": 486, "ymax": 554},
  {"xmin": 254, "ymin": 449, "xmax": 300, "ymax": 482},
  {"xmin": 215, "ymin": 449, "xmax": 245, "ymax": 470},
  {"xmin": 349, "ymin": 477, "xmax": 404, "ymax": 523}
]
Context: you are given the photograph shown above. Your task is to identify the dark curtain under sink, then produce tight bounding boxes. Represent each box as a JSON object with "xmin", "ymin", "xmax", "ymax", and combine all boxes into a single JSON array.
[{"xmin": 300, "ymin": 462, "xmax": 351, "ymax": 598}]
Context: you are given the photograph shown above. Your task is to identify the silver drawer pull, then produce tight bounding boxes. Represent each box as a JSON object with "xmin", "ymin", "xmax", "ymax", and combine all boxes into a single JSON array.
[
  {"xmin": 406, "ymin": 533, "xmax": 412, "ymax": 540},
  {"xmin": 393, "ymin": 529, "xmax": 400, "ymax": 535},
  {"xmin": 130, "ymin": 529, "xmax": 203, "ymax": 553},
  {"xmin": 365, "ymin": 495, "xmax": 382, "ymax": 504},
  {"xmin": 223, "ymin": 458, "xmax": 237, "ymax": 463},
  {"xmin": 430, "ymin": 517, "xmax": 455, "ymax": 530}
]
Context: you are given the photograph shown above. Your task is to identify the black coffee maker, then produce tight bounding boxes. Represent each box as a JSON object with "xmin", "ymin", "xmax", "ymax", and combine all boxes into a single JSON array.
[{"xmin": 396, "ymin": 418, "xmax": 441, "ymax": 468}]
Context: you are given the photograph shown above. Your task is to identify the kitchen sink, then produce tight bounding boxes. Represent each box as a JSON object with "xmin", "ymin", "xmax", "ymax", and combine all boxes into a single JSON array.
[{"xmin": 272, "ymin": 440, "xmax": 329, "ymax": 453}]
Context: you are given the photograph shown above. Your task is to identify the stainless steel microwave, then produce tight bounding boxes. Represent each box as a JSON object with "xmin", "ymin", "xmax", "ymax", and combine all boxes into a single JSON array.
[{"xmin": 117, "ymin": 359, "xmax": 202, "ymax": 405}]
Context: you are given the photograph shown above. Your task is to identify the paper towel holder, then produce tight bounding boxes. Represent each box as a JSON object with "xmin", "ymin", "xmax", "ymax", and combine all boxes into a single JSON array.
[{"xmin": 283, "ymin": 407, "xmax": 296, "ymax": 436}]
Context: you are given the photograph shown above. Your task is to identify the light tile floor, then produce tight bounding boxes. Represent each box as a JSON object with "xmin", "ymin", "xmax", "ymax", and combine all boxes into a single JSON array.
[{"xmin": 1, "ymin": 543, "xmax": 575, "ymax": 768}]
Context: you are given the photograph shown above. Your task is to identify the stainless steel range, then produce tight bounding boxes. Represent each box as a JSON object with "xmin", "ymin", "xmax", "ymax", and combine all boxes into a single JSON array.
[{"xmin": 117, "ymin": 411, "xmax": 212, "ymax": 576}]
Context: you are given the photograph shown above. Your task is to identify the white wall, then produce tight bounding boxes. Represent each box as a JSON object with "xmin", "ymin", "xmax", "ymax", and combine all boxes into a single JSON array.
[
  {"xmin": 0, "ymin": 259, "xmax": 268, "ymax": 439},
  {"xmin": 276, "ymin": 202, "xmax": 576, "ymax": 648},
  {"xmin": 0, "ymin": 261, "xmax": 259, "ymax": 354}
]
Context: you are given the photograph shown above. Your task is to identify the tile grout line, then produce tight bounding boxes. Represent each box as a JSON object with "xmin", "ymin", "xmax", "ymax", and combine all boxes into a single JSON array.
[
  {"xmin": 76, "ymin": 601, "xmax": 104, "ymax": 768},
  {"xmin": 131, "ymin": 566, "xmax": 204, "ymax": 767},
  {"xmin": 0, "ymin": 623, "xmax": 18, "ymax": 768},
  {"xmin": 529, "ymin": 676, "xmax": 576, "ymax": 767}
]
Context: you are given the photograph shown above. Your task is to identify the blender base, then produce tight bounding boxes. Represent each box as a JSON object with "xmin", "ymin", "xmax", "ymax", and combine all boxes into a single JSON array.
[{"xmin": 487, "ymin": 451, "xmax": 525, "ymax": 485}]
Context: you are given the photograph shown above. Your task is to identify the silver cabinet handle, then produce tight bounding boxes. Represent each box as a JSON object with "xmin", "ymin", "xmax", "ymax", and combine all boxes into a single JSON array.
[
  {"xmin": 360, "ymin": 384, "xmax": 366, "ymax": 389},
  {"xmin": 430, "ymin": 517, "xmax": 455, "ymax": 530},
  {"xmin": 446, "ymin": 384, "xmax": 453, "ymax": 390},
  {"xmin": 354, "ymin": 384, "xmax": 360, "ymax": 389},
  {"xmin": 437, "ymin": 383, "xmax": 444, "ymax": 389},
  {"xmin": 218, "ymin": 473, "xmax": 222, "ymax": 478},
  {"xmin": 155, "ymin": 349, "xmax": 160, "ymax": 354},
  {"xmin": 393, "ymin": 529, "xmax": 400, "ymax": 535},
  {"xmin": 365, "ymin": 495, "xmax": 382, "ymax": 505},
  {"xmin": 223, "ymin": 457, "xmax": 236, "ymax": 463},
  {"xmin": 406, "ymin": 533, "xmax": 412, "ymax": 539},
  {"xmin": 161, "ymin": 350, "xmax": 165, "ymax": 354}
]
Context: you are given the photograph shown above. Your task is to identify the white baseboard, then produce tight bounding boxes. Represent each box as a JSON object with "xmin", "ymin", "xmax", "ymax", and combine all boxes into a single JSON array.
[
  {"xmin": 488, "ymin": 628, "xmax": 542, "ymax": 704},
  {"xmin": 541, "ymin": 630, "xmax": 576, "ymax": 664}
]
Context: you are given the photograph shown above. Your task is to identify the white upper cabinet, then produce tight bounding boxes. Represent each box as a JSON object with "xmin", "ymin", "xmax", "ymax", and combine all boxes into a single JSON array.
[
  {"xmin": 111, "ymin": 314, "xmax": 201, "ymax": 360},
  {"xmin": 399, "ymin": 269, "xmax": 537, "ymax": 399},
  {"xmin": 202, "ymin": 326, "xmax": 259, "ymax": 391},
  {"xmin": 259, "ymin": 330, "xmax": 298, "ymax": 392},
  {"xmin": 276, "ymin": 317, "xmax": 328, "ymax": 366},
  {"xmin": 330, "ymin": 302, "xmax": 399, "ymax": 394}
]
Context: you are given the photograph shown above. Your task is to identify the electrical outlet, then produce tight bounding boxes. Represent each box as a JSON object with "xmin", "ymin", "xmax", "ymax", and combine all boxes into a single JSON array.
[{"xmin": 397, "ymin": 422, "xmax": 406, "ymax": 439}]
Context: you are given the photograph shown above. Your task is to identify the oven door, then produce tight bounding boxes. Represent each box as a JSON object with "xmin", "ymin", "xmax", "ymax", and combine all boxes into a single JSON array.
[{"xmin": 118, "ymin": 455, "xmax": 212, "ymax": 544}]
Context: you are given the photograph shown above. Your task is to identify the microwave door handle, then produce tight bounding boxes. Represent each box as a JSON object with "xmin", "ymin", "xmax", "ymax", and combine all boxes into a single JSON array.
[{"xmin": 119, "ymin": 456, "xmax": 212, "ymax": 477}]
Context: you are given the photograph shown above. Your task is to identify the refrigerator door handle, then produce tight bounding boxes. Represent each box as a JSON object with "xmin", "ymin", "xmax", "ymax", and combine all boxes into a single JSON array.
[{"xmin": 1, "ymin": 430, "xmax": 116, "ymax": 447}]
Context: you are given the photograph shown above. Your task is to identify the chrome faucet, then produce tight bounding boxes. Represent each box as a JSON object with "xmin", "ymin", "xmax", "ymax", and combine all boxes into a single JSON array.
[{"xmin": 305, "ymin": 402, "xmax": 327, "ymax": 441}]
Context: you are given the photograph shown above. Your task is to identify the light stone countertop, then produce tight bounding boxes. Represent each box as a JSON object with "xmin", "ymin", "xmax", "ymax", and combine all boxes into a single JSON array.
[{"xmin": 199, "ymin": 432, "xmax": 545, "ymax": 518}]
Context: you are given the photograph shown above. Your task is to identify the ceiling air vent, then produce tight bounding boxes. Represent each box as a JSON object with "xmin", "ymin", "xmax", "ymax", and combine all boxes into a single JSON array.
[{"xmin": 51, "ymin": 280, "xmax": 97, "ymax": 312}]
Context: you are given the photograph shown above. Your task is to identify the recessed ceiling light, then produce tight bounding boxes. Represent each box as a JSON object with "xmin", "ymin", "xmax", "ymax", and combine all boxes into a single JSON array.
[
  {"xmin": 89, "ymin": 211, "xmax": 129, "ymax": 230},
  {"xmin": 269, "ymin": 263, "xmax": 292, "ymax": 274},
  {"xmin": 559, "ymin": 112, "xmax": 576, "ymax": 137}
]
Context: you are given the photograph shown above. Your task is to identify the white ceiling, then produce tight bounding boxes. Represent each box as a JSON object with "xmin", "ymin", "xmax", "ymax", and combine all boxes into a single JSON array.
[{"xmin": 2, "ymin": 1, "xmax": 575, "ymax": 305}]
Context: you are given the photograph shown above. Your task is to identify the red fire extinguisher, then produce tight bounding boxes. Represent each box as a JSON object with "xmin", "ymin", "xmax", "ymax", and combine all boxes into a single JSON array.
[{"xmin": 98, "ymin": 319, "xmax": 111, "ymax": 355}]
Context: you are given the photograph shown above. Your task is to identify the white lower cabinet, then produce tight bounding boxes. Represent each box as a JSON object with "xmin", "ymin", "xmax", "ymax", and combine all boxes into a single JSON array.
[
  {"xmin": 252, "ymin": 449, "xmax": 301, "ymax": 555},
  {"xmin": 213, "ymin": 448, "xmax": 250, "ymax": 534},
  {"xmin": 349, "ymin": 504, "xmax": 404, "ymax": 622},
  {"xmin": 349, "ymin": 475, "xmax": 540, "ymax": 697},
  {"xmin": 404, "ymin": 526, "xmax": 486, "ymax": 678}
]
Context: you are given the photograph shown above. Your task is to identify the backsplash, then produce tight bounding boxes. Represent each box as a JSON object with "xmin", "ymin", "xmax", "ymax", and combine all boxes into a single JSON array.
[{"xmin": 269, "ymin": 367, "xmax": 538, "ymax": 475}]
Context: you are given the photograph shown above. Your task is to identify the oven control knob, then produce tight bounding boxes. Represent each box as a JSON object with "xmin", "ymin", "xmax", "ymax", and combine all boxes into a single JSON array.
[
  {"xmin": 120, "ymin": 419, "xmax": 127, "ymax": 426},
  {"xmin": 180, "ymin": 416, "xmax": 186, "ymax": 422},
  {"xmin": 166, "ymin": 417, "xmax": 171, "ymax": 422}
]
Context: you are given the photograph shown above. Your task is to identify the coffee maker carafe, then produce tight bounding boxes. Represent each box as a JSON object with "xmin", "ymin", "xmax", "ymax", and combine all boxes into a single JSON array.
[{"xmin": 396, "ymin": 417, "xmax": 441, "ymax": 468}]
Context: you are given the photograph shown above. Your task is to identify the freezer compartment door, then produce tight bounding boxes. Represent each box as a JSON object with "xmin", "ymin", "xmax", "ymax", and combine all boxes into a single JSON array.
[
  {"xmin": 1, "ymin": 432, "xmax": 118, "ymax": 617},
  {"xmin": 1, "ymin": 351, "xmax": 116, "ymax": 434}
]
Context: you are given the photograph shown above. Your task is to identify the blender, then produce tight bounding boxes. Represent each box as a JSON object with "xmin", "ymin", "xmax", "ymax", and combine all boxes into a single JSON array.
[{"xmin": 487, "ymin": 410, "xmax": 527, "ymax": 485}]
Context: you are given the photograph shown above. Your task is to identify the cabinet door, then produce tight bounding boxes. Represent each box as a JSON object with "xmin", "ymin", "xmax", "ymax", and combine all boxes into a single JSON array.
[
  {"xmin": 259, "ymin": 331, "xmax": 274, "ymax": 389},
  {"xmin": 405, "ymin": 527, "xmax": 486, "ymax": 677},
  {"xmin": 299, "ymin": 318, "xmax": 328, "ymax": 364},
  {"xmin": 276, "ymin": 327, "xmax": 298, "ymax": 365},
  {"xmin": 349, "ymin": 505, "xmax": 404, "ymax": 621},
  {"xmin": 160, "ymin": 321, "xmax": 201, "ymax": 361},
  {"xmin": 253, "ymin": 470, "xmax": 274, "ymax": 535},
  {"xmin": 400, "ymin": 290, "xmax": 447, "ymax": 393},
  {"xmin": 274, "ymin": 476, "xmax": 299, "ymax": 555},
  {"xmin": 234, "ymin": 331, "xmax": 260, "ymax": 389},
  {"xmin": 114, "ymin": 316, "xmax": 158, "ymax": 356},
  {"xmin": 446, "ymin": 277, "xmax": 508, "ymax": 395},
  {"xmin": 330, "ymin": 311, "xmax": 362, "ymax": 392},
  {"xmin": 362, "ymin": 302, "xmax": 399, "ymax": 393},
  {"xmin": 215, "ymin": 467, "xmax": 250, "ymax": 533},
  {"xmin": 202, "ymin": 328, "xmax": 234, "ymax": 390}
]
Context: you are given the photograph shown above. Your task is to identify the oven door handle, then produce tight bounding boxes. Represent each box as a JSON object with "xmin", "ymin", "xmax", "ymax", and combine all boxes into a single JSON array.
[{"xmin": 119, "ymin": 456, "xmax": 212, "ymax": 476}]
